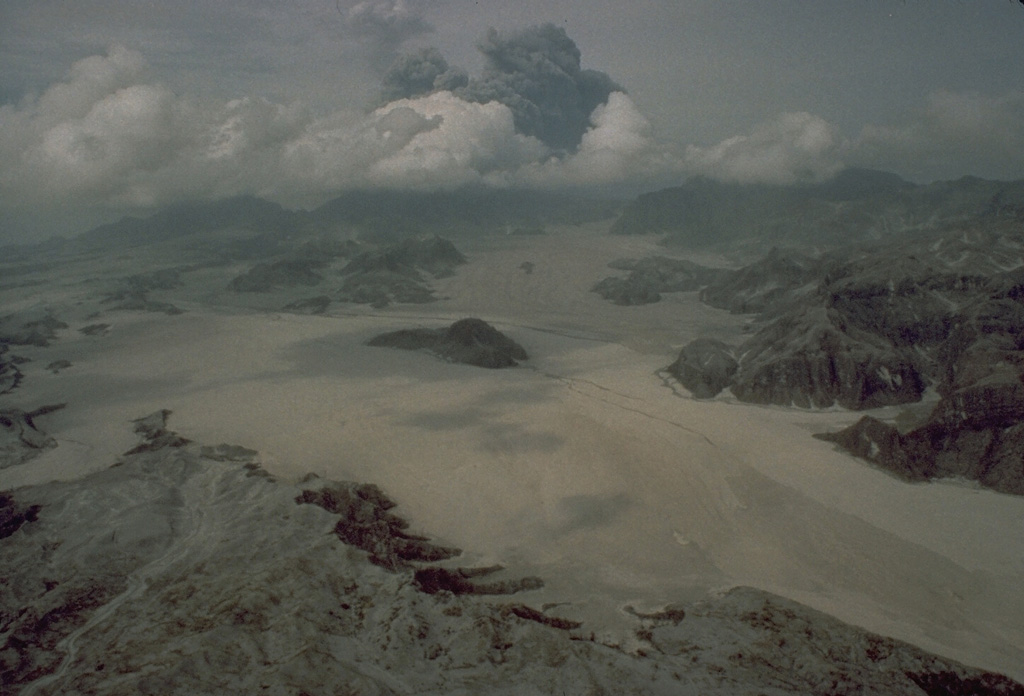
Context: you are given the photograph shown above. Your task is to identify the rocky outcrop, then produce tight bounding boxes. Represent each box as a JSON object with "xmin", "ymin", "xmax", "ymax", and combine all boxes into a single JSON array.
[
  {"xmin": 0, "ymin": 344, "xmax": 23, "ymax": 395},
  {"xmin": 818, "ymin": 377, "xmax": 1024, "ymax": 495},
  {"xmin": 666, "ymin": 338, "xmax": 738, "ymax": 399},
  {"xmin": 0, "ymin": 404, "xmax": 65, "ymax": 469},
  {"xmin": 413, "ymin": 567, "xmax": 544, "ymax": 597},
  {"xmin": 228, "ymin": 258, "xmax": 326, "ymax": 292},
  {"xmin": 592, "ymin": 257, "xmax": 723, "ymax": 305},
  {"xmin": 296, "ymin": 483, "xmax": 461, "ymax": 571},
  {"xmin": 368, "ymin": 318, "xmax": 528, "ymax": 368},
  {"xmin": 0, "ymin": 491, "xmax": 40, "ymax": 540},
  {"xmin": 664, "ymin": 228, "xmax": 1024, "ymax": 493},
  {"xmin": 336, "ymin": 236, "xmax": 467, "ymax": 307},
  {"xmin": 122, "ymin": 409, "xmax": 192, "ymax": 456}
]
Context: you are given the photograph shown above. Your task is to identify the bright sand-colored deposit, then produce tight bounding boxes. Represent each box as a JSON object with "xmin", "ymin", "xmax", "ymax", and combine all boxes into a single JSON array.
[{"xmin": 4, "ymin": 227, "xmax": 1023, "ymax": 680}]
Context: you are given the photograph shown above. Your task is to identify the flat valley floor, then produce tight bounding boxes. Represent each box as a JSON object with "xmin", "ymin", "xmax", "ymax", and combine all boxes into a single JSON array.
[{"xmin": 3, "ymin": 225, "xmax": 1023, "ymax": 682}]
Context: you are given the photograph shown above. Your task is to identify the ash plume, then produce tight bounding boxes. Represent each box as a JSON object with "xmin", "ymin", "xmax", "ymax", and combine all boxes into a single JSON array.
[
  {"xmin": 380, "ymin": 23, "xmax": 622, "ymax": 152},
  {"xmin": 378, "ymin": 46, "xmax": 469, "ymax": 105}
]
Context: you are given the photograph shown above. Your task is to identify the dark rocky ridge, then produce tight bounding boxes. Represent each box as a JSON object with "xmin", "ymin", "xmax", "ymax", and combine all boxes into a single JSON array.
[
  {"xmin": 727, "ymin": 307, "xmax": 927, "ymax": 410},
  {"xmin": 665, "ymin": 225, "xmax": 1024, "ymax": 493},
  {"xmin": 817, "ymin": 377, "xmax": 1024, "ymax": 495},
  {"xmin": 296, "ymin": 483, "xmax": 461, "ymax": 571},
  {"xmin": 368, "ymin": 318, "xmax": 528, "ymax": 368}
]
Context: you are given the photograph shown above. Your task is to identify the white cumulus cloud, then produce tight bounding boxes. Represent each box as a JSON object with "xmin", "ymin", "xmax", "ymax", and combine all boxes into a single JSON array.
[
  {"xmin": 0, "ymin": 46, "xmax": 682, "ymax": 235},
  {"xmin": 512, "ymin": 92, "xmax": 680, "ymax": 189},
  {"xmin": 683, "ymin": 111, "xmax": 845, "ymax": 185}
]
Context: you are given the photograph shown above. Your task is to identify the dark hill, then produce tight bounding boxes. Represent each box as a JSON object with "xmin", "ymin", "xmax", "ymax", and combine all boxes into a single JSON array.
[{"xmin": 367, "ymin": 318, "xmax": 528, "ymax": 368}]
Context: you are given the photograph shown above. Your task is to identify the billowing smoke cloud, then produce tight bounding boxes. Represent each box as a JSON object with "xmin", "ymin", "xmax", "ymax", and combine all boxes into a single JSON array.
[
  {"xmin": 683, "ymin": 112, "xmax": 845, "ymax": 185},
  {"xmin": 381, "ymin": 23, "xmax": 622, "ymax": 152},
  {"xmin": 378, "ymin": 47, "xmax": 468, "ymax": 105},
  {"xmin": 460, "ymin": 24, "xmax": 622, "ymax": 152}
]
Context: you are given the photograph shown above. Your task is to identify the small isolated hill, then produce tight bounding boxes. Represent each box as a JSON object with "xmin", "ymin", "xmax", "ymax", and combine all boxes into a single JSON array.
[{"xmin": 367, "ymin": 318, "xmax": 528, "ymax": 368}]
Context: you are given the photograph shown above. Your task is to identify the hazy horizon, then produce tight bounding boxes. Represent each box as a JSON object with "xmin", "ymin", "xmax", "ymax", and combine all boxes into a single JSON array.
[{"xmin": 2, "ymin": 1, "xmax": 1023, "ymax": 241}]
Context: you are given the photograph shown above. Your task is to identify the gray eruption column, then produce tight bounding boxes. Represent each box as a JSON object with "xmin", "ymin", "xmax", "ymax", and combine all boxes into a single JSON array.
[{"xmin": 379, "ymin": 24, "xmax": 622, "ymax": 153}]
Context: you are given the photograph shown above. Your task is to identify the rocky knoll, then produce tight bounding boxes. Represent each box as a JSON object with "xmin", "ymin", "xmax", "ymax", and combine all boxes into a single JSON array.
[
  {"xmin": 337, "ymin": 236, "xmax": 467, "ymax": 307},
  {"xmin": 368, "ymin": 318, "xmax": 528, "ymax": 368},
  {"xmin": 228, "ymin": 258, "xmax": 327, "ymax": 293},
  {"xmin": 666, "ymin": 338, "xmax": 738, "ymax": 399},
  {"xmin": 592, "ymin": 257, "xmax": 724, "ymax": 305},
  {"xmin": 2, "ymin": 412, "xmax": 1021, "ymax": 694}
]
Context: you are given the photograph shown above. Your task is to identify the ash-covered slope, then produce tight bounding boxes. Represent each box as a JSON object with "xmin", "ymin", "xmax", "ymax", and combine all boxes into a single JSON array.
[
  {"xmin": 368, "ymin": 317, "xmax": 528, "ymax": 368},
  {"xmin": 613, "ymin": 168, "xmax": 1024, "ymax": 250},
  {"xmin": 666, "ymin": 225, "xmax": 1024, "ymax": 493},
  {"xmin": 3, "ymin": 413, "xmax": 1021, "ymax": 695}
]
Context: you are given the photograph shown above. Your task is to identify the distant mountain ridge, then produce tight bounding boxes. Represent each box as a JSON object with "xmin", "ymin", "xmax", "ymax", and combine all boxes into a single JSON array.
[
  {"xmin": 13, "ymin": 188, "xmax": 621, "ymax": 258},
  {"xmin": 611, "ymin": 169, "xmax": 1024, "ymax": 250}
]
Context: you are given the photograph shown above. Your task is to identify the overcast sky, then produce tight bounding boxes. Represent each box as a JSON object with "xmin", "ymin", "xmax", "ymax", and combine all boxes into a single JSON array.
[{"xmin": 2, "ymin": 0, "xmax": 1023, "ymax": 241}]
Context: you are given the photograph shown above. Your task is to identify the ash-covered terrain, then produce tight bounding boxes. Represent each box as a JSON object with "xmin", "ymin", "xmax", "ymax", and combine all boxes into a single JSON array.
[
  {"xmin": 3, "ymin": 412, "xmax": 1021, "ymax": 695},
  {"xmin": 3, "ymin": 173, "xmax": 1024, "ymax": 693}
]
